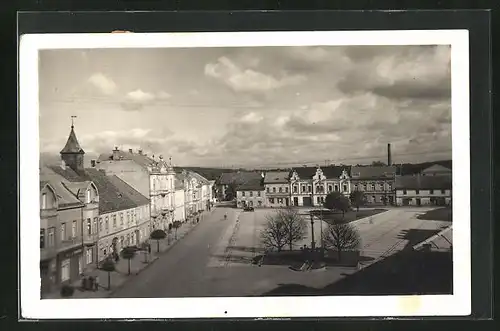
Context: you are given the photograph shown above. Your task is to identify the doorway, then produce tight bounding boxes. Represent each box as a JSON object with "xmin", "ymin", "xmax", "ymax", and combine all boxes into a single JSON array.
[
  {"xmin": 303, "ymin": 197, "xmax": 312, "ymax": 206},
  {"xmin": 293, "ymin": 197, "xmax": 299, "ymax": 206}
]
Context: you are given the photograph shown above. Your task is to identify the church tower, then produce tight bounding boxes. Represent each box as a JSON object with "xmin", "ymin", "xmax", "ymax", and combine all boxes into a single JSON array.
[{"xmin": 60, "ymin": 119, "xmax": 85, "ymax": 173}]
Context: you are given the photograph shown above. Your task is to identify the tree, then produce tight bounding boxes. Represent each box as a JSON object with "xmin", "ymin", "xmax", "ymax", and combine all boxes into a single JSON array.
[
  {"xmin": 371, "ymin": 161, "xmax": 386, "ymax": 166},
  {"xmin": 150, "ymin": 229, "xmax": 167, "ymax": 253},
  {"xmin": 172, "ymin": 220, "xmax": 182, "ymax": 240},
  {"xmin": 260, "ymin": 215, "xmax": 288, "ymax": 252},
  {"xmin": 323, "ymin": 223, "xmax": 361, "ymax": 261},
  {"xmin": 277, "ymin": 207, "xmax": 307, "ymax": 251},
  {"xmin": 120, "ymin": 246, "xmax": 137, "ymax": 275},
  {"xmin": 100, "ymin": 258, "xmax": 116, "ymax": 290},
  {"xmin": 324, "ymin": 192, "xmax": 351, "ymax": 218},
  {"xmin": 225, "ymin": 182, "xmax": 237, "ymax": 201},
  {"xmin": 349, "ymin": 190, "xmax": 365, "ymax": 212}
]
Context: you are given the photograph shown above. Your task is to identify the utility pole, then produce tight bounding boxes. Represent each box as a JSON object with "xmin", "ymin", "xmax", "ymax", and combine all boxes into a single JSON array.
[{"xmin": 309, "ymin": 213, "xmax": 315, "ymax": 250}]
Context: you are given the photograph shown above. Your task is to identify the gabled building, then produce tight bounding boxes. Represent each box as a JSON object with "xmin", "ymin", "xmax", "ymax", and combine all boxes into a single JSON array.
[
  {"xmin": 289, "ymin": 165, "xmax": 351, "ymax": 207},
  {"xmin": 96, "ymin": 148, "xmax": 176, "ymax": 231},
  {"xmin": 395, "ymin": 175, "xmax": 452, "ymax": 206},
  {"xmin": 216, "ymin": 171, "xmax": 263, "ymax": 201},
  {"xmin": 236, "ymin": 177, "xmax": 266, "ymax": 208},
  {"xmin": 39, "ymin": 123, "xmax": 100, "ymax": 296},
  {"xmin": 85, "ymin": 169, "xmax": 150, "ymax": 262},
  {"xmin": 350, "ymin": 165, "xmax": 397, "ymax": 205},
  {"xmin": 263, "ymin": 171, "xmax": 291, "ymax": 207}
]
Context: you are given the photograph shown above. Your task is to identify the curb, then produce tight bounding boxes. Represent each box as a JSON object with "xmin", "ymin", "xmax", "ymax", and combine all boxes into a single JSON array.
[{"xmin": 107, "ymin": 210, "xmax": 213, "ymax": 297}]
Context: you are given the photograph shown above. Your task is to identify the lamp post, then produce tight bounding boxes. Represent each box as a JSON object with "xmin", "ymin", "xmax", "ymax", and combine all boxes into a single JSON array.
[{"xmin": 309, "ymin": 213, "xmax": 315, "ymax": 250}]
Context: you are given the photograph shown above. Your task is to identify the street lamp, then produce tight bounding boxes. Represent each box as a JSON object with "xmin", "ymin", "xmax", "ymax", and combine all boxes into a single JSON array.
[{"xmin": 309, "ymin": 212, "xmax": 315, "ymax": 250}]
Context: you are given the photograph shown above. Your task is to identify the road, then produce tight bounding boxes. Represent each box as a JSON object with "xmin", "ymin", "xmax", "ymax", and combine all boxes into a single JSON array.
[{"xmin": 110, "ymin": 207, "xmax": 240, "ymax": 298}]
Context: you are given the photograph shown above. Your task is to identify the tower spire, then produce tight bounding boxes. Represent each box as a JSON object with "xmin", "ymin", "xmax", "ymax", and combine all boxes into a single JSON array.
[
  {"xmin": 71, "ymin": 115, "xmax": 77, "ymax": 129},
  {"xmin": 60, "ymin": 117, "xmax": 85, "ymax": 172}
]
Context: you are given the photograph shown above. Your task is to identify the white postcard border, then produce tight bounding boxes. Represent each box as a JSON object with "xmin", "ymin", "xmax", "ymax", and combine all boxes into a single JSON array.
[{"xmin": 19, "ymin": 30, "xmax": 470, "ymax": 319}]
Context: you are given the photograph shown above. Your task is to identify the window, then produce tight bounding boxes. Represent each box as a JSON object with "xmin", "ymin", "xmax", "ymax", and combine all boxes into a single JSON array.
[
  {"xmin": 121, "ymin": 213, "xmax": 125, "ymax": 226},
  {"xmin": 257, "ymin": 191, "xmax": 261, "ymax": 197},
  {"xmin": 441, "ymin": 189, "xmax": 446, "ymax": 194},
  {"xmin": 113, "ymin": 214, "xmax": 117, "ymax": 228},
  {"xmin": 353, "ymin": 184, "xmax": 358, "ymax": 191},
  {"xmin": 71, "ymin": 221, "xmax": 77, "ymax": 238},
  {"xmin": 308, "ymin": 186, "xmax": 311, "ymax": 193},
  {"xmin": 273, "ymin": 187, "xmax": 276, "ymax": 193},
  {"xmin": 266, "ymin": 187, "xmax": 270, "ymax": 193},
  {"xmin": 302, "ymin": 185, "xmax": 306, "ymax": 192},
  {"xmin": 371, "ymin": 184, "xmax": 375, "ymax": 191},
  {"xmin": 334, "ymin": 185, "xmax": 338, "ymax": 192},
  {"xmin": 388, "ymin": 184, "xmax": 392, "ymax": 190},
  {"xmin": 242, "ymin": 191, "xmax": 245, "ymax": 197},
  {"xmin": 416, "ymin": 189, "xmax": 420, "ymax": 195},
  {"xmin": 343, "ymin": 184, "xmax": 348, "ymax": 192},
  {"xmin": 120, "ymin": 236, "xmax": 124, "ymax": 247},
  {"xmin": 93, "ymin": 218, "xmax": 98, "ymax": 234},
  {"xmin": 47, "ymin": 228, "xmax": 55, "ymax": 247},
  {"xmin": 317, "ymin": 197, "xmax": 320, "ymax": 204},
  {"xmin": 293, "ymin": 186, "xmax": 298, "ymax": 193},
  {"xmin": 87, "ymin": 219, "xmax": 91, "ymax": 235},
  {"xmin": 316, "ymin": 186, "xmax": 319, "ymax": 192},
  {"xmin": 430, "ymin": 189, "xmax": 434, "ymax": 194},
  {"xmin": 61, "ymin": 259, "xmax": 70, "ymax": 282},
  {"xmin": 328, "ymin": 185, "xmax": 333, "ymax": 192},
  {"xmin": 86, "ymin": 248, "xmax": 93, "ymax": 264},
  {"xmin": 41, "ymin": 193, "xmax": 47, "ymax": 209},
  {"xmin": 105, "ymin": 217, "xmax": 109, "ymax": 231},
  {"xmin": 269, "ymin": 198, "xmax": 275, "ymax": 204},
  {"xmin": 285, "ymin": 187, "xmax": 289, "ymax": 193},
  {"xmin": 60, "ymin": 223, "xmax": 66, "ymax": 241},
  {"xmin": 40, "ymin": 229, "xmax": 45, "ymax": 248},
  {"xmin": 403, "ymin": 190, "xmax": 407, "ymax": 195},
  {"xmin": 126, "ymin": 234, "xmax": 130, "ymax": 246},
  {"xmin": 250, "ymin": 191, "xmax": 253, "ymax": 197},
  {"xmin": 320, "ymin": 186, "xmax": 324, "ymax": 192},
  {"xmin": 279, "ymin": 187, "xmax": 282, "ymax": 193}
]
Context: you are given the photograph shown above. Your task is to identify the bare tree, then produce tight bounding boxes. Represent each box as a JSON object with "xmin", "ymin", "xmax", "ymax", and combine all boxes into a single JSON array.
[
  {"xmin": 260, "ymin": 214, "xmax": 288, "ymax": 252},
  {"xmin": 323, "ymin": 223, "xmax": 361, "ymax": 261},
  {"xmin": 278, "ymin": 207, "xmax": 308, "ymax": 251}
]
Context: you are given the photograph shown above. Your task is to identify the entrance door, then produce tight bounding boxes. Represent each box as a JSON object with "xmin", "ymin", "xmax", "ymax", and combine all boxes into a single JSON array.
[
  {"xmin": 293, "ymin": 197, "xmax": 299, "ymax": 206},
  {"xmin": 285, "ymin": 198, "xmax": 289, "ymax": 206},
  {"xmin": 402, "ymin": 198, "xmax": 410, "ymax": 206},
  {"xmin": 303, "ymin": 197, "xmax": 312, "ymax": 207},
  {"xmin": 416, "ymin": 198, "xmax": 421, "ymax": 206}
]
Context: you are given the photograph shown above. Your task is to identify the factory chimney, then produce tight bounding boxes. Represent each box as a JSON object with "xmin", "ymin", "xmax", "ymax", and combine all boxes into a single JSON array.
[{"xmin": 387, "ymin": 143, "xmax": 392, "ymax": 166}]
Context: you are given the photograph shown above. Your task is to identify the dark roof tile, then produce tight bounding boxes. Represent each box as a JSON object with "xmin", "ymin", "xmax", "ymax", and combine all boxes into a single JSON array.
[{"xmin": 395, "ymin": 175, "xmax": 452, "ymax": 190}]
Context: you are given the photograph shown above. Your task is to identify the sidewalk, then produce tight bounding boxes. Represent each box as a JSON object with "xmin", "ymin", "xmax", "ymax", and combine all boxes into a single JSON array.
[{"xmin": 43, "ymin": 209, "xmax": 214, "ymax": 299}]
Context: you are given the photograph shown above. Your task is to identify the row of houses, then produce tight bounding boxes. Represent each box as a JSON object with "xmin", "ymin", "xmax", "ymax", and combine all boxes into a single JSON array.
[
  {"xmin": 39, "ymin": 124, "xmax": 214, "ymax": 295},
  {"xmin": 216, "ymin": 164, "xmax": 452, "ymax": 209}
]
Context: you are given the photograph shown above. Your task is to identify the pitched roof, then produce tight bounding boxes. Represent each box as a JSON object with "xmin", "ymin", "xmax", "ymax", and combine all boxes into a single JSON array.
[
  {"xmin": 106, "ymin": 175, "xmax": 149, "ymax": 207},
  {"xmin": 421, "ymin": 164, "xmax": 452, "ymax": 174},
  {"xmin": 85, "ymin": 168, "xmax": 142, "ymax": 214},
  {"xmin": 264, "ymin": 171, "xmax": 290, "ymax": 184},
  {"xmin": 40, "ymin": 169, "xmax": 85, "ymax": 209},
  {"xmin": 217, "ymin": 171, "xmax": 262, "ymax": 185},
  {"xmin": 395, "ymin": 175, "xmax": 452, "ymax": 190},
  {"xmin": 187, "ymin": 170, "xmax": 210, "ymax": 185},
  {"xmin": 236, "ymin": 178, "xmax": 265, "ymax": 191},
  {"xmin": 97, "ymin": 150, "xmax": 156, "ymax": 168},
  {"xmin": 47, "ymin": 164, "xmax": 91, "ymax": 182},
  {"xmin": 351, "ymin": 165, "xmax": 397, "ymax": 179},
  {"xmin": 60, "ymin": 126, "xmax": 85, "ymax": 154}
]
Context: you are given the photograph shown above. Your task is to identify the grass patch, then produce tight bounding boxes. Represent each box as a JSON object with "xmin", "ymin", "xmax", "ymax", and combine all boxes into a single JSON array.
[
  {"xmin": 311, "ymin": 208, "xmax": 387, "ymax": 224},
  {"xmin": 417, "ymin": 207, "xmax": 452, "ymax": 222}
]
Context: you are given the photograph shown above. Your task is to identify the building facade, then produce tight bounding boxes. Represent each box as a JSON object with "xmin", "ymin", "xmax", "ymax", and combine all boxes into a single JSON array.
[
  {"xmin": 216, "ymin": 171, "xmax": 263, "ymax": 201},
  {"xmin": 39, "ymin": 123, "xmax": 100, "ymax": 296},
  {"xmin": 85, "ymin": 169, "xmax": 150, "ymax": 262},
  {"xmin": 236, "ymin": 179, "xmax": 266, "ymax": 208},
  {"xmin": 264, "ymin": 171, "xmax": 291, "ymax": 207},
  {"xmin": 395, "ymin": 175, "xmax": 452, "ymax": 206},
  {"xmin": 96, "ymin": 148, "xmax": 176, "ymax": 231},
  {"xmin": 289, "ymin": 166, "xmax": 351, "ymax": 207},
  {"xmin": 350, "ymin": 166, "xmax": 397, "ymax": 205}
]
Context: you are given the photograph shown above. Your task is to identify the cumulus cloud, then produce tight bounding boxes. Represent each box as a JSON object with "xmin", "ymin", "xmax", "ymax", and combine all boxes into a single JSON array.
[
  {"xmin": 204, "ymin": 56, "xmax": 306, "ymax": 93},
  {"xmin": 120, "ymin": 89, "xmax": 171, "ymax": 111},
  {"xmin": 88, "ymin": 73, "xmax": 117, "ymax": 95}
]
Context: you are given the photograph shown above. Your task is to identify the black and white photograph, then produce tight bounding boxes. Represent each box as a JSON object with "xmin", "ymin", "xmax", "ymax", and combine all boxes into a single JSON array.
[{"xmin": 20, "ymin": 30, "xmax": 471, "ymax": 319}]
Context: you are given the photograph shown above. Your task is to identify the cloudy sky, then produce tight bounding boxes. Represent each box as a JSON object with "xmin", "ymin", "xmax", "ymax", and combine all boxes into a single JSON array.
[{"xmin": 39, "ymin": 45, "xmax": 451, "ymax": 168}]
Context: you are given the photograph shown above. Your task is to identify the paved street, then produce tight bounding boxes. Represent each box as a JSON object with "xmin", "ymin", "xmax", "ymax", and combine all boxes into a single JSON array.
[{"xmin": 110, "ymin": 205, "xmax": 450, "ymax": 298}]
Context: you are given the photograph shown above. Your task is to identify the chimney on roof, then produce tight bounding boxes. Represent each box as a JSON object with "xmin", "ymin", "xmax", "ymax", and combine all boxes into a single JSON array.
[
  {"xmin": 387, "ymin": 143, "xmax": 392, "ymax": 166},
  {"xmin": 138, "ymin": 149, "xmax": 143, "ymax": 155},
  {"xmin": 129, "ymin": 148, "xmax": 133, "ymax": 154},
  {"xmin": 90, "ymin": 159, "xmax": 96, "ymax": 167},
  {"xmin": 113, "ymin": 147, "xmax": 120, "ymax": 160}
]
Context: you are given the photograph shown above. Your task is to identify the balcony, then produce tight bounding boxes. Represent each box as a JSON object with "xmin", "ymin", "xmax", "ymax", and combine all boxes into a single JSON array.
[
  {"xmin": 59, "ymin": 237, "xmax": 82, "ymax": 250},
  {"xmin": 83, "ymin": 233, "xmax": 98, "ymax": 245}
]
